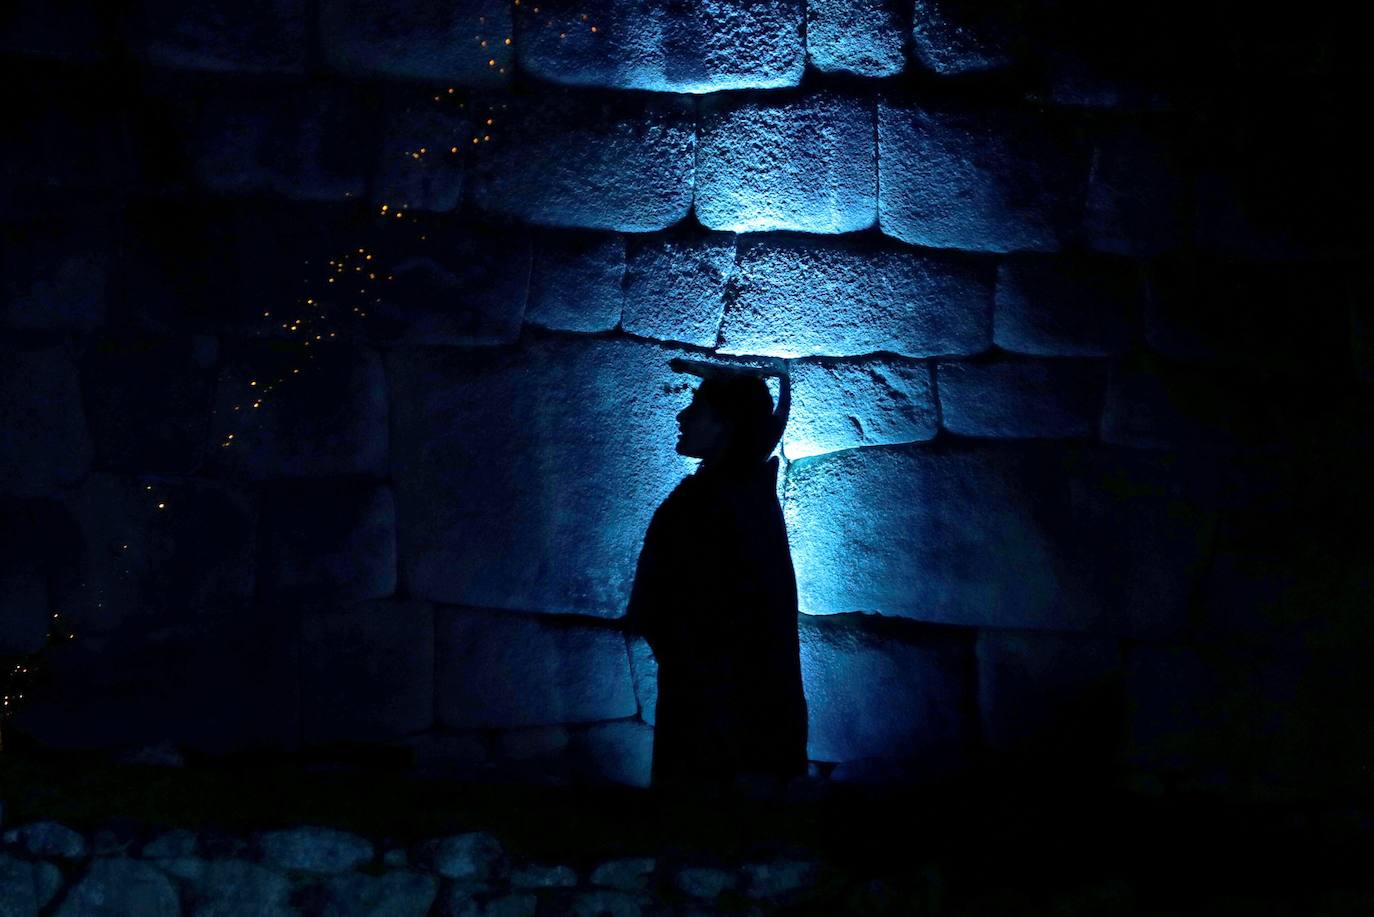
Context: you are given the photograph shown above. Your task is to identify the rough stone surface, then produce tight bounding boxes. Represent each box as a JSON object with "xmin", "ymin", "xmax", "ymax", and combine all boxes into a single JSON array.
[
  {"xmin": 259, "ymin": 826, "xmax": 374, "ymax": 875},
  {"xmin": 259, "ymin": 480, "xmax": 397, "ymax": 603},
  {"xmin": 80, "ymin": 332, "xmax": 218, "ymax": 473},
  {"xmin": 302, "ymin": 599, "xmax": 434, "ymax": 745},
  {"xmin": 373, "ymin": 92, "xmax": 469, "ymax": 214},
  {"xmin": 515, "ymin": 0, "xmax": 804, "ymax": 93},
  {"xmin": 589, "ymin": 858, "xmax": 656, "ymax": 892},
  {"xmin": 571, "ymin": 721, "xmax": 654, "ymax": 788},
  {"xmin": 785, "ymin": 357, "xmax": 938, "ymax": 459},
  {"xmin": 627, "ymin": 636, "xmax": 659, "ymax": 726},
  {"xmin": 800, "ymin": 614, "xmax": 973, "ymax": 766},
  {"xmin": 977, "ymin": 630, "xmax": 1121, "ymax": 757},
  {"xmin": 720, "ymin": 235, "xmax": 993, "ymax": 359},
  {"xmin": 510, "ymin": 864, "xmax": 578, "ymax": 888},
  {"xmin": 910, "ymin": 0, "xmax": 1019, "ymax": 75},
  {"xmin": 6, "ymin": 821, "xmax": 87, "ymax": 860},
  {"xmin": 675, "ymin": 866, "xmax": 737, "ymax": 899},
  {"xmin": 388, "ymin": 337, "xmax": 696, "ymax": 615},
  {"xmin": 994, "ymin": 254, "xmax": 1140, "ymax": 357},
  {"xmin": 0, "ymin": 854, "xmax": 38, "ymax": 917},
  {"xmin": 209, "ymin": 341, "xmax": 389, "ymax": 480},
  {"xmin": 621, "ymin": 231, "xmax": 735, "ymax": 347},
  {"xmin": 32, "ymin": 862, "xmax": 61, "ymax": 909},
  {"xmin": 54, "ymin": 857, "xmax": 179, "ymax": 917},
  {"xmin": 0, "ymin": 342, "xmax": 91, "ymax": 499},
  {"xmin": 321, "ymin": 0, "xmax": 511, "ymax": 85},
  {"xmin": 741, "ymin": 859, "xmax": 821, "ymax": 898},
  {"xmin": 936, "ymin": 359, "xmax": 1106, "ymax": 438},
  {"xmin": 525, "ymin": 231, "xmax": 625, "ymax": 333},
  {"xmin": 309, "ymin": 868, "xmax": 439, "ymax": 917},
  {"xmin": 141, "ymin": 828, "xmax": 199, "ymax": 859},
  {"xmin": 435, "ymin": 608, "xmax": 636, "ymax": 729},
  {"xmin": 696, "ymin": 91, "xmax": 876, "ymax": 234},
  {"xmin": 470, "ymin": 90, "xmax": 693, "ymax": 232},
  {"xmin": 194, "ymin": 857, "xmax": 293, "ymax": 915},
  {"xmin": 878, "ymin": 99, "xmax": 1090, "ymax": 252},
  {"xmin": 806, "ymin": 0, "xmax": 906, "ymax": 76},
  {"xmin": 132, "ymin": 0, "xmax": 308, "ymax": 73},
  {"xmin": 416, "ymin": 832, "xmax": 504, "ymax": 881}
]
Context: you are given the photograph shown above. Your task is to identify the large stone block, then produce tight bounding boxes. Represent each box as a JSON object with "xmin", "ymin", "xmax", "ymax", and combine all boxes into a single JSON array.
[
  {"xmin": 994, "ymin": 254, "xmax": 1140, "ymax": 357},
  {"xmin": 622, "ymin": 230, "xmax": 735, "ymax": 347},
  {"xmin": 1083, "ymin": 118, "xmax": 1189, "ymax": 256},
  {"xmin": 784, "ymin": 443, "xmax": 1213, "ymax": 633},
  {"xmin": 131, "ymin": 0, "xmax": 307, "ymax": 73},
  {"xmin": 388, "ymin": 336, "xmax": 695, "ymax": 615},
  {"xmin": 525, "ymin": 231, "xmax": 625, "ymax": 333},
  {"xmin": 976, "ymin": 629, "xmax": 1121, "ymax": 757},
  {"xmin": 58, "ymin": 474, "xmax": 258, "ymax": 635},
  {"xmin": 1, "ymin": 215, "xmax": 111, "ymax": 333},
  {"xmin": 321, "ymin": 0, "xmax": 512, "ymax": 85},
  {"xmin": 80, "ymin": 333, "xmax": 218, "ymax": 474},
  {"xmin": 784, "ymin": 357, "xmax": 937, "ymax": 459},
  {"xmin": 515, "ymin": 0, "xmax": 804, "ymax": 93},
  {"xmin": 470, "ymin": 90, "xmax": 693, "ymax": 231},
  {"xmin": 435, "ymin": 608, "xmax": 637, "ymax": 729},
  {"xmin": 373, "ymin": 91, "xmax": 470, "ymax": 214},
  {"xmin": 878, "ymin": 99, "xmax": 1091, "ymax": 252},
  {"xmin": 696, "ymin": 91, "xmax": 876, "ymax": 234},
  {"xmin": 910, "ymin": 0, "xmax": 1020, "ymax": 75},
  {"xmin": 800, "ymin": 614, "xmax": 974, "ymax": 765},
  {"xmin": 806, "ymin": 0, "xmax": 905, "ymax": 77},
  {"xmin": 0, "ymin": 342, "xmax": 91, "ymax": 499},
  {"xmin": 571, "ymin": 720, "xmax": 654, "ymax": 788},
  {"xmin": 719, "ymin": 235, "xmax": 993, "ymax": 358},
  {"xmin": 208, "ymin": 341, "xmax": 389, "ymax": 480},
  {"xmin": 259, "ymin": 480, "xmax": 397, "ymax": 603},
  {"xmin": 301, "ymin": 599, "xmax": 433, "ymax": 745},
  {"xmin": 935, "ymin": 358, "xmax": 1105, "ymax": 438}
]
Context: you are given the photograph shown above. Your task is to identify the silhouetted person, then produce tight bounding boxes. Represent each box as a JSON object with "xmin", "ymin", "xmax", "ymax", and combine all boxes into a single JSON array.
[{"xmin": 624, "ymin": 358, "xmax": 808, "ymax": 798}]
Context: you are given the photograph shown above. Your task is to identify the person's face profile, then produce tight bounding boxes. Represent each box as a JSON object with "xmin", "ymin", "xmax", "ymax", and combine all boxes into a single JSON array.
[{"xmin": 675, "ymin": 387, "xmax": 729, "ymax": 459}]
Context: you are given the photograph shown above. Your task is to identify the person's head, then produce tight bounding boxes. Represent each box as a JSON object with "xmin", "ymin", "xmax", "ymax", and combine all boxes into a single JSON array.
[{"xmin": 675, "ymin": 374, "xmax": 778, "ymax": 465}]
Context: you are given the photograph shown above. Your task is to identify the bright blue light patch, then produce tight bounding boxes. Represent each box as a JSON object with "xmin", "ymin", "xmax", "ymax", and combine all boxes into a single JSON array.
[
  {"xmin": 784, "ymin": 358, "xmax": 938, "ymax": 460},
  {"xmin": 806, "ymin": 0, "xmax": 907, "ymax": 77}
]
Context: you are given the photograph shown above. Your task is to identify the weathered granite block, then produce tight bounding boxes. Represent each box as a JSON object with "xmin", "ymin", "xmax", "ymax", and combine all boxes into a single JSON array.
[
  {"xmin": 302, "ymin": 599, "xmax": 433, "ymax": 745},
  {"xmin": 388, "ymin": 337, "xmax": 695, "ymax": 615},
  {"xmin": 436, "ymin": 608, "xmax": 636, "ymax": 729},
  {"xmin": 719, "ymin": 235, "xmax": 993, "ymax": 358},
  {"xmin": 259, "ymin": 480, "xmax": 397, "ymax": 603},
  {"xmin": 696, "ymin": 91, "xmax": 876, "ymax": 234},
  {"xmin": 515, "ymin": 0, "xmax": 804, "ymax": 93},
  {"xmin": 800, "ymin": 614, "xmax": 974, "ymax": 764},
  {"xmin": 976, "ymin": 629, "xmax": 1121, "ymax": 756},
  {"xmin": 571, "ymin": 720, "xmax": 654, "ymax": 787},
  {"xmin": 910, "ymin": 0, "xmax": 1019, "ymax": 75},
  {"xmin": 1, "ymin": 216, "xmax": 111, "ymax": 332},
  {"xmin": 373, "ymin": 92, "xmax": 470, "ymax": 213},
  {"xmin": 321, "ymin": 0, "xmax": 512, "ymax": 85},
  {"xmin": 131, "ymin": 0, "xmax": 308, "ymax": 73},
  {"xmin": 784, "ymin": 357, "xmax": 937, "ymax": 459},
  {"xmin": 305, "ymin": 869, "xmax": 439, "ymax": 917},
  {"xmin": 470, "ymin": 90, "xmax": 694, "ymax": 231},
  {"xmin": 60, "ymin": 474, "xmax": 257, "ymax": 634},
  {"xmin": 192, "ymin": 859, "xmax": 293, "ymax": 915},
  {"xmin": 806, "ymin": 0, "xmax": 906, "ymax": 77},
  {"xmin": 622, "ymin": 230, "xmax": 735, "ymax": 347},
  {"xmin": 0, "ymin": 342, "xmax": 91, "ymax": 498},
  {"xmin": 54, "ymin": 858, "xmax": 180, "ymax": 917},
  {"xmin": 80, "ymin": 333, "xmax": 218, "ymax": 473},
  {"xmin": 936, "ymin": 358, "xmax": 1105, "ymax": 438},
  {"xmin": 994, "ymin": 254, "xmax": 1139, "ymax": 357},
  {"xmin": 878, "ymin": 99, "xmax": 1091, "ymax": 252},
  {"xmin": 525, "ymin": 231, "xmax": 625, "ymax": 333},
  {"xmin": 209, "ymin": 341, "xmax": 389, "ymax": 480},
  {"xmin": 627, "ymin": 635, "xmax": 658, "ymax": 726},
  {"xmin": 1084, "ymin": 118, "xmax": 1189, "ymax": 256}
]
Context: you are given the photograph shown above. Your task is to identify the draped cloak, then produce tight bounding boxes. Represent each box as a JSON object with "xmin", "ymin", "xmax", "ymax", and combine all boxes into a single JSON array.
[{"xmin": 624, "ymin": 454, "xmax": 809, "ymax": 788}]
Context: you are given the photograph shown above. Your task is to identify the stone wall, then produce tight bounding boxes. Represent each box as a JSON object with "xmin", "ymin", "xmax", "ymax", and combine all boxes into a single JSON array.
[{"xmin": 2, "ymin": 1, "xmax": 1371, "ymax": 798}]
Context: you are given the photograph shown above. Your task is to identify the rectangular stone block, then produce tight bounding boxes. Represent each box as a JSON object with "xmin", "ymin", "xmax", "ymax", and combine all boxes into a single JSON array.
[
  {"xmin": 622, "ymin": 230, "xmax": 735, "ymax": 348},
  {"xmin": 784, "ymin": 357, "xmax": 937, "ymax": 459},
  {"xmin": 388, "ymin": 336, "xmax": 696, "ymax": 615},
  {"xmin": 800, "ymin": 613, "xmax": 975, "ymax": 765},
  {"xmin": 302, "ymin": 599, "xmax": 433, "ymax": 745},
  {"xmin": 0, "ymin": 342, "xmax": 91, "ymax": 499},
  {"xmin": 435, "ymin": 607, "xmax": 637, "ymax": 729},
  {"xmin": 994, "ymin": 253, "xmax": 1140, "ymax": 357},
  {"xmin": 806, "ymin": 0, "xmax": 906, "ymax": 77},
  {"xmin": 878, "ymin": 98, "xmax": 1090, "ymax": 252},
  {"xmin": 525, "ymin": 230, "xmax": 624, "ymax": 333},
  {"xmin": 208, "ymin": 341, "xmax": 389, "ymax": 480},
  {"xmin": 515, "ymin": 0, "xmax": 804, "ymax": 93},
  {"xmin": 80, "ymin": 333, "xmax": 218, "ymax": 474},
  {"xmin": 696, "ymin": 91, "xmax": 876, "ymax": 234},
  {"xmin": 373, "ymin": 90, "xmax": 470, "ymax": 214},
  {"xmin": 935, "ymin": 358, "xmax": 1105, "ymax": 438},
  {"xmin": 259, "ymin": 480, "xmax": 397, "ymax": 604},
  {"xmin": 719, "ymin": 235, "xmax": 993, "ymax": 359},
  {"xmin": 469, "ymin": 89, "xmax": 694, "ymax": 232},
  {"xmin": 131, "ymin": 0, "xmax": 309, "ymax": 73},
  {"xmin": 571, "ymin": 721, "xmax": 654, "ymax": 788},
  {"xmin": 321, "ymin": 0, "xmax": 512, "ymax": 85},
  {"xmin": 910, "ymin": 0, "xmax": 1019, "ymax": 75}
]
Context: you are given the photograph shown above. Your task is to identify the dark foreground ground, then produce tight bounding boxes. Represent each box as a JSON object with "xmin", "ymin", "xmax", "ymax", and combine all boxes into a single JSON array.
[{"xmin": 3, "ymin": 738, "xmax": 1373, "ymax": 915}]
